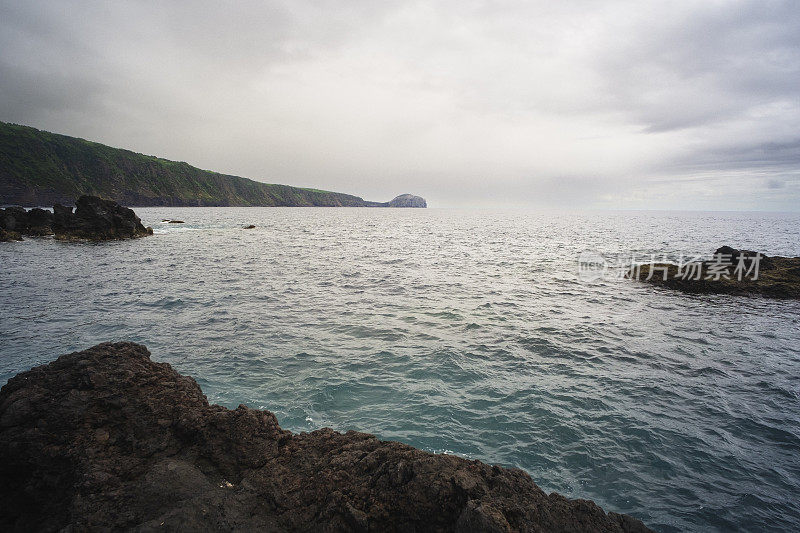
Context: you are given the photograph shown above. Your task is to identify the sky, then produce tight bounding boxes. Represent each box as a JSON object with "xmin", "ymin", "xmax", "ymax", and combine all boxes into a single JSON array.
[{"xmin": 1, "ymin": 1, "xmax": 799, "ymax": 210}]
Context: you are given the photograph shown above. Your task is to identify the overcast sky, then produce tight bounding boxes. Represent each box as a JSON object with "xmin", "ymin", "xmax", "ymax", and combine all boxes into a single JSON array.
[{"xmin": 1, "ymin": 1, "xmax": 799, "ymax": 210}]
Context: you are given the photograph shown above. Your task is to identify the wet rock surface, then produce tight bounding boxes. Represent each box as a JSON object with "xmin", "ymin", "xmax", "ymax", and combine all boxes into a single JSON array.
[
  {"xmin": 0, "ymin": 195, "xmax": 152, "ymax": 241},
  {"xmin": 0, "ymin": 342, "xmax": 651, "ymax": 532},
  {"xmin": 0, "ymin": 205, "xmax": 54, "ymax": 235},
  {"xmin": 631, "ymin": 246, "xmax": 800, "ymax": 299},
  {"xmin": 0, "ymin": 228, "xmax": 23, "ymax": 241}
]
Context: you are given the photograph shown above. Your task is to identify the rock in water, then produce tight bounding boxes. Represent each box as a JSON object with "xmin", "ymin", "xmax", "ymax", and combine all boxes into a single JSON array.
[
  {"xmin": 387, "ymin": 194, "xmax": 427, "ymax": 208},
  {"xmin": 52, "ymin": 203, "xmax": 73, "ymax": 229},
  {"xmin": 53, "ymin": 195, "xmax": 153, "ymax": 240},
  {"xmin": 0, "ymin": 228, "xmax": 22, "ymax": 241},
  {"xmin": 0, "ymin": 206, "xmax": 53, "ymax": 235},
  {"xmin": 25, "ymin": 208, "xmax": 55, "ymax": 235},
  {"xmin": 1, "ymin": 196, "xmax": 152, "ymax": 242},
  {"xmin": 0, "ymin": 342, "xmax": 651, "ymax": 532},
  {"xmin": 631, "ymin": 247, "xmax": 797, "ymax": 298},
  {"xmin": 0, "ymin": 206, "xmax": 28, "ymax": 232}
]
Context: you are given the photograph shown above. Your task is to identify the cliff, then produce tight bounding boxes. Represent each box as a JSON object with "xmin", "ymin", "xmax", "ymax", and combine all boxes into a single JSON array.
[
  {"xmin": 0, "ymin": 342, "xmax": 651, "ymax": 532},
  {"xmin": 0, "ymin": 121, "xmax": 425, "ymax": 208}
]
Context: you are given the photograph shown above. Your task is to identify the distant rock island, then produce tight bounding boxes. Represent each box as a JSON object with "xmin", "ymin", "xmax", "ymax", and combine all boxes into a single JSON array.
[
  {"xmin": 0, "ymin": 342, "xmax": 651, "ymax": 532},
  {"xmin": 0, "ymin": 195, "xmax": 152, "ymax": 241},
  {"xmin": 383, "ymin": 193, "xmax": 427, "ymax": 208},
  {"xmin": 0, "ymin": 121, "xmax": 426, "ymax": 208}
]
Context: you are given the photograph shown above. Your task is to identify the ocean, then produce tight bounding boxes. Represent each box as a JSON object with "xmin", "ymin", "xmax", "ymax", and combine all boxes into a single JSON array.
[{"xmin": 1, "ymin": 207, "xmax": 799, "ymax": 531}]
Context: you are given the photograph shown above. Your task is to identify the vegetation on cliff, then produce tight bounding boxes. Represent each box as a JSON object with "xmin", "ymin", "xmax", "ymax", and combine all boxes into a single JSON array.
[{"xmin": 0, "ymin": 121, "xmax": 424, "ymax": 207}]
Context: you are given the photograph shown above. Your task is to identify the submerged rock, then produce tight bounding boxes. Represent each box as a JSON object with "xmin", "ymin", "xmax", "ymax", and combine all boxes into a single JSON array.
[
  {"xmin": 0, "ymin": 342, "xmax": 650, "ymax": 532},
  {"xmin": 630, "ymin": 247, "xmax": 799, "ymax": 299}
]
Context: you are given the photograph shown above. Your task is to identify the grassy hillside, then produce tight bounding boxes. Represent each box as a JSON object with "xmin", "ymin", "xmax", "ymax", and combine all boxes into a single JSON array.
[{"xmin": 0, "ymin": 121, "xmax": 372, "ymax": 207}]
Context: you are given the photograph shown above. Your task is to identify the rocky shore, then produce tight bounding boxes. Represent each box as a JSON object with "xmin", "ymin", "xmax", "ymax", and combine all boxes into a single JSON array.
[
  {"xmin": 0, "ymin": 342, "xmax": 651, "ymax": 532},
  {"xmin": 631, "ymin": 246, "xmax": 800, "ymax": 299},
  {"xmin": 0, "ymin": 195, "xmax": 152, "ymax": 241}
]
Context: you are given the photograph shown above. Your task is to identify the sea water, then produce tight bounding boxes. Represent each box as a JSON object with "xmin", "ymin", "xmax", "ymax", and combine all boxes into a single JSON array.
[{"xmin": 1, "ymin": 207, "xmax": 799, "ymax": 531}]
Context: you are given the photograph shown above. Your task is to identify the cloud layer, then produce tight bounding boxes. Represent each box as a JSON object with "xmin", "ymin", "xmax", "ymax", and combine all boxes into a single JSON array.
[{"xmin": 1, "ymin": 0, "xmax": 798, "ymax": 209}]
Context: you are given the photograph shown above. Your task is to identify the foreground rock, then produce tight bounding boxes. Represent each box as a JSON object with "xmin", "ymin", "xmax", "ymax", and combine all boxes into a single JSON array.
[
  {"xmin": 0, "ymin": 343, "xmax": 651, "ymax": 532},
  {"xmin": 631, "ymin": 246, "xmax": 800, "ymax": 299},
  {"xmin": 0, "ymin": 195, "xmax": 152, "ymax": 241}
]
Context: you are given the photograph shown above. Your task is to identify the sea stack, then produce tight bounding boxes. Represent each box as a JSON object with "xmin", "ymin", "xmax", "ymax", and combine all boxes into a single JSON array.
[{"xmin": 386, "ymin": 194, "xmax": 427, "ymax": 208}]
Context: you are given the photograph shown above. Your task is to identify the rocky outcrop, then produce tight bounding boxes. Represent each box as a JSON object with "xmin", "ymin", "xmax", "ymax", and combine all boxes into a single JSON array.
[
  {"xmin": 0, "ymin": 205, "xmax": 54, "ymax": 236},
  {"xmin": 0, "ymin": 342, "xmax": 651, "ymax": 532},
  {"xmin": 0, "ymin": 228, "xmax": 22, "ymax": 241},
  {"xmin": 631, "ymin": 246, "xmax": 800, "ymax": 299},
  {"xmin": 0, "ymin": 195, "xmax": 152, "ymax": 241}
]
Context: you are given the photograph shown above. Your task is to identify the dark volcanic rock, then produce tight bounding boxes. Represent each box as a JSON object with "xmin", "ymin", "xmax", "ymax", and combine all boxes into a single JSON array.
[
  {"xmin": 53, "ymin": 195, "xmax": 153, "ymax": 240},
  {"xmin": 0, "ymin": 206, "xmax": 53, "ymax": 236},
  {"xmin": 1, "ymin": 197, "xmax": 152, "ymax": 241},
  {"xmin": 713, "ymin": 246, "xmax": 774, "ymax": 271},
  {"xmin": 53, "ymin": 203, "xmax": 73, "ymax": 229},
  {"xmin": 25, "ymin": 207, "xmax": 54, "ymax": 236},
  {"xmin": 0, "ymin": 206, "xmax": 29, "ymax": 232},
  {"xmin": 632, "ymin": 247, "xmax": 799, "ymax": 299},
  {"xmin": 0, "ymin": 228, "xmax": 22, "ymax": 241},
  {"xmin": 0, "ymin": 342, "xmax": 651, "ymax": 532}
]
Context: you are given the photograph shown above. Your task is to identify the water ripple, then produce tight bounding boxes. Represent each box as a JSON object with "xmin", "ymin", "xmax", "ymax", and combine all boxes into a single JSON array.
[{"xmin": 1, "ymin": 207, "xmax": 799, "ymax": 532}]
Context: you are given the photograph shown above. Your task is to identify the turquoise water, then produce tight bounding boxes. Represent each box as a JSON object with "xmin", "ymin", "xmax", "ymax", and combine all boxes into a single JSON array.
[{"xmin": 1, "ymin": 207, "xmax": 799, "ymax": 531}]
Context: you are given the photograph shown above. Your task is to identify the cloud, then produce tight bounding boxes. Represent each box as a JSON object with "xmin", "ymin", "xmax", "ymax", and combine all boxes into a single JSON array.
[{"xmin": 0, "ymin": 0, "xmax": 798, "ymax": 210}]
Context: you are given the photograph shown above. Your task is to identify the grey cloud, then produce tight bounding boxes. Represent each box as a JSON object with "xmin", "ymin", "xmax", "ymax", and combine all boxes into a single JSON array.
[{"xmin": 0, "ymin": 0, "xmax": 798, "ymax": 210}]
